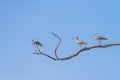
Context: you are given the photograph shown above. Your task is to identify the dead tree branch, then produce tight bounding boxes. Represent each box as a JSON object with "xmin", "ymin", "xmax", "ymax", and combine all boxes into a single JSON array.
[
  {"xmin": 51, "ymin": 32, "xmax": 61, "ymax": 59},
  {"xmin": 33, "ymin": 33, "xmax": 120, "ymax": 61}
]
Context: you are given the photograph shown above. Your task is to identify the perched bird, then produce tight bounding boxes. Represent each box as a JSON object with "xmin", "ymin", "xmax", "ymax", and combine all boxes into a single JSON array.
[
  {"xmin": 93, "ymin": 34, "xmax": 108, "ymax": 44},
  {"xmin": 32, "ymin": 39, "xmax": 42, "ymax": 48},
  {"xmin": 76, "ymin": 36, "xmax": 87, "ymax": 47}
]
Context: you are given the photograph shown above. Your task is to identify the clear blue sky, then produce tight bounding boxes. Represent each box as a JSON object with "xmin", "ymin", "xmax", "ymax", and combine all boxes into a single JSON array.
[{"xmin": 0, "ymin": 0, "xmax": 120, "ymax": 80}]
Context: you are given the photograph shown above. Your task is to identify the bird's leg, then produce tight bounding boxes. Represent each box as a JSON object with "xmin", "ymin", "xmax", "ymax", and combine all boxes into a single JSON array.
[
  {"xmin": 80, "ymin": 45, "xmax": 82, "ymax": 48},
  {"xmin": 36, "ymin": 46, "xmax": 39, "ymax": 49},
  {"xmin": 99, "ymin": 40, "xmax": 101, "ymax": 45},
  {"xmin": 38, "ymin": 49, "xmax": 42, "ymax": 54},
  {"xmin": 84, "ymin": 44, "xmax": 87, "ymax": 48},
  {"xmin": 35, "ymin": 46, "xmax": 42, "ymax": 54}
]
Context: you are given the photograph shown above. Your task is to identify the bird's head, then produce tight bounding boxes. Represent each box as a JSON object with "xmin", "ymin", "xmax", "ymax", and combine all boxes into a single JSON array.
[
  {"xmin": 32, "ymin": 39, "xmax": 35, "ymax": 42},
  {"xmin": 76, "ymin": 35, "xmax": 79, "ymax": 40},
  {"xmin": 93, "ymin": 34, "xmax": 98, "ymax": 38},
  {"xmin": 94, "ymin": 34, "xmax": 97, "ymax": 36}
]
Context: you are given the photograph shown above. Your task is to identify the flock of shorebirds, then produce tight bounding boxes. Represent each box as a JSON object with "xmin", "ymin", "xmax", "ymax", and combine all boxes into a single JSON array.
[
  {"xmin": 76, "ymin": 34, "xmax": 107, "ymax": 47},
  {"xmin": 32, "ymin": 34, "xmax": 108, "ymax": 48}
]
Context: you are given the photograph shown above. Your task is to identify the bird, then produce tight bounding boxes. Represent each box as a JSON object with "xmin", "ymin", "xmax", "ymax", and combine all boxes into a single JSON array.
[
  {"xmin": 32, "ymin": 39, "xmax": 42, "ymax": 48},
  {"xmin": 76, "ymin": 36, "xmax": 87, "ymax": 47},
  {"xmin": 93, "ymin": 34, "xmax": 108, "ymax": 44}
]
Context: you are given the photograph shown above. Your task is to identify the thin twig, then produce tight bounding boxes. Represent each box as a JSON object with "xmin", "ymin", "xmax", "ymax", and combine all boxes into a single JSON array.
[
  {"xmin": 51, "ymin": 32, "xmax": 61, "ymax": 59},
  {"xmin": 33, "ymin": 49, "xmax": 57, "ymax": 60}
]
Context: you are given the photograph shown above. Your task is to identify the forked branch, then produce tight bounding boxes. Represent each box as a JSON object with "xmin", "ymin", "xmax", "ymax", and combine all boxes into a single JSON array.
[{"xmin": 33, "ymin": 33, "xmax": 120, "ymax": 61}]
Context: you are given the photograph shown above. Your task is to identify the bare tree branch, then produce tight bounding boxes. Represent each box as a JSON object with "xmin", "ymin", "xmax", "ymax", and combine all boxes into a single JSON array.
[
  {"xmin": 32, "ymin": 33, "xmax": 120, "ymax": 61},
  {"xmin": 51, "ymin": 32, "xmax": 61, "ymax": 59},
  {"xmin": 33, "ymin": 50, "xmax": 56, "ymax": 60},
  {"xmin": 55, "ymin": 42, "xmax": 120, "ymax": 60}
]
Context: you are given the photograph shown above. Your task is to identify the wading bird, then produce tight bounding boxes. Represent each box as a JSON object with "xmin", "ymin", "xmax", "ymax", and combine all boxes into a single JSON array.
[
  {"xmin": 32, "ymin": 39, "xmax": 42, "ymax": 48},
  {"xmin": 94, "ymin": 34, "xmax": 108, "ymax": 44},
  {"xmin": 76, "ymin": 36, "xmax": 87, "ymax": 48}
]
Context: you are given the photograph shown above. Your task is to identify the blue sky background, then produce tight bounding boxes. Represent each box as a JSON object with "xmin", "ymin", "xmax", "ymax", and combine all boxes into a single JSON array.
[{"xmin": 0, "ymin": 0, "xmax": 120, "ymax": 80}]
